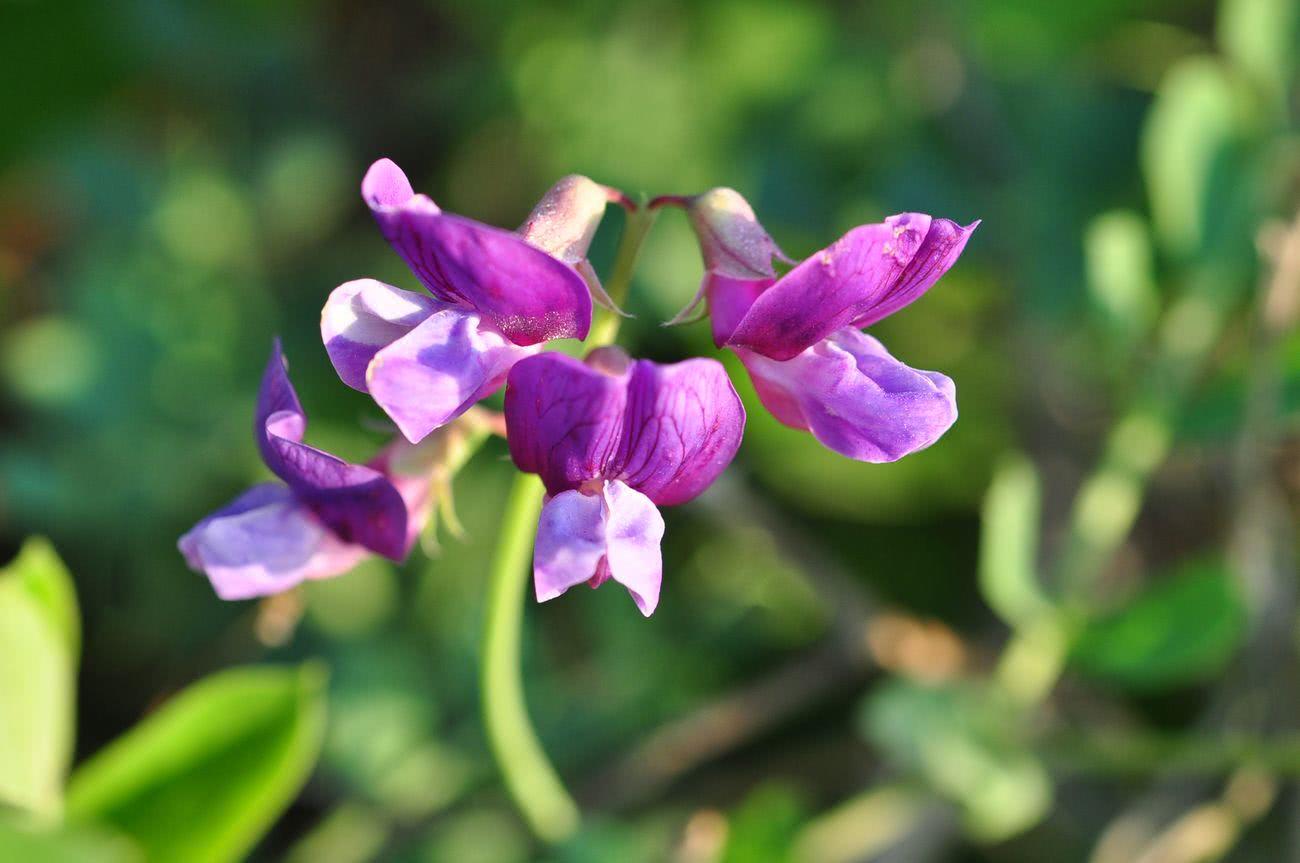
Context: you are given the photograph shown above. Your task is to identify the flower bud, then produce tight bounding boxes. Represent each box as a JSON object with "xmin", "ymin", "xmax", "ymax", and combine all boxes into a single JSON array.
[
  {"xmin": 518, "ymin": 174, "xmax": 612, "ymax": 266},
  {"xmin": 685, "ymin": 188, "xmax": 784, "ymax": 279}
]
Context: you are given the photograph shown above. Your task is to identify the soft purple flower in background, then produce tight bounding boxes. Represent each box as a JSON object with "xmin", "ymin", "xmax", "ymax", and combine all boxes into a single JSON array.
[
  {"xmin": 671, "ymin": 188, "xmax": 977, "ymax": 462},
  {"xmin": 323, "ymin": 160, "xmax": 620, "ymax": 443},
  {"xmin": 179, "ymin": 341, "xmax": 433, "ymax": 599},
  {"xmin": 504, "ymin": 348, "xmax": 745, "ymax": 616}
]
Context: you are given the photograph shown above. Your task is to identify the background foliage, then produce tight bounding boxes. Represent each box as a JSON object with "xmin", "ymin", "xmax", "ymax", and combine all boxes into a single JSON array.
[{"xmin": 2, "ymin": 0, "xmax": 1298, "ymax": 860}]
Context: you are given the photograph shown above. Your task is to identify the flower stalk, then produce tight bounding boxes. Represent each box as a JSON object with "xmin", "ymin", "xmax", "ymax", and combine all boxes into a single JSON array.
[{"xmin": 479, "ymin": 197, "xmax": 658, "ymax": 842}]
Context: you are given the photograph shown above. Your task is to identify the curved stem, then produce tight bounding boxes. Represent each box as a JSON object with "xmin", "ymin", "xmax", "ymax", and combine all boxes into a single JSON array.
[
  {"xmin": 480, "ymin": 472, "xmax": 577, "ymax": 842},
  {"xmin": 479, "ymin": 198, "xmax": 659, "ymax": 843}
]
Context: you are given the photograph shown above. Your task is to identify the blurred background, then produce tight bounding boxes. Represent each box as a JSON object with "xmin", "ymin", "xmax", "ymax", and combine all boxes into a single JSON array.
[{"xmin": 2, "ymin": 0, "xmax": 1298, "ymax": 860}]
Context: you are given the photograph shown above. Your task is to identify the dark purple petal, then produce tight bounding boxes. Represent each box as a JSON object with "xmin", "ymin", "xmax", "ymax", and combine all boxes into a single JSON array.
[
  {"xmin": 178, "ymin": 484, "xmax": 367, "ymax": 600},
  {"xmin": 613, "ymin": 357, "xmax": 745, "ymax": 506},
  {"xmin": 365, "ymin": 305, "xmax": 537, "ymax": 443},
  {"xmin": 533, "ymin": 481, "xmax": 664, "ymax": 616},
  {"xmin": 726, "ymin": 214, "xmax": 977, "ymax": 360},
  {"xmin": 368, "ymin": 437, "xmax": 438, "ymax": 555},
  {"xmin": 736, "ymin": 328, "xmax": 957, "ymax": 462},
  {"xmin": 255, "ymin": 341, "xmax": 410, "ymax": 559},
  {"xmin": 362, "ymin": 159, "xmax": 592, "ymax": 345},
  {"xmin": 504, "ymin": 352, "xmax": 627, "ymax": 496},
  {"xmin": 321, "ymin": 279, "xmax": 441, "ymax": 392}
]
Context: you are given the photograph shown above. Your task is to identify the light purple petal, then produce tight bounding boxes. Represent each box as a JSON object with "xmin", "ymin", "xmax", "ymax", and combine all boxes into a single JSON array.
[
  {"xmin": 737, "ymin": 328, "xmax": 957, "ymax": 462},
  {"xmin": 361, "ymin": 159, "xmax": 592, "ymax": 345},
  {"xmin": 726, "ymin": 214, "xmax": 977, "ymax": 360},
  {"xmin": 613, "ymin": 357, "xmax": 746, "ymax": 506},
  {"xmin": 684, "ymin": 187, "xmax": 785, "ymax": 279},
  {"xmin": 178, "ymin": 484, "xmax": 366, "ymax": 600},
  {"xmin": 533, "ymin": 481, "xmax": 664, "ymax": 616},
  {"xmin": 365, "ymin": 306, "xmax": 537, "ymax": 443},
  {"xmin": 255, "ymin": 341, "xmax": 409, "ymax": 559},
  {"xmin": 504, "ymin": 352, "xmax": 628, "ymax": 496},
  {"xmin": 321, "ymin": 279, "xmax": 440, "ymax": 392}
]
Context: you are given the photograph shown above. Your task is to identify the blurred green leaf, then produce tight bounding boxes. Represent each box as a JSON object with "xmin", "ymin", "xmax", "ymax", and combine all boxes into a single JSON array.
[
  {"xmin": 0, "ymin": 538, "xmax": 79, "ymax": 816},
  {"xmin": 1141, "ymin": 57, "xmax": 1255, "ymax": 260},
  {"xmin": 722, "ymin": 784, "xmax": 806, "ymax": 863},
  {"xmin": 979, "ymin": 455, "xmax": 1050, "ymax": 628},
  {"xmin": 862, "ymin": 680, "xmax": 1050, "ymax": 841},
  {"xmin": 1219, "ymin": 0, "xmax": 1299, "ymax": 107},
  {"xmin": 0, "ymin": 814, "xmax": 142, "ymax": 863},
  {"xmin": 66, "ymin": 664, "xmax": 328, "ymax": 863},
  {"xmin": 1084, "ymin": 210, "xmax": 1159, "ymax": 349},
  {"xmin": 1072, "ymin": 560, "xmax": 1245, "ymax": 690}
]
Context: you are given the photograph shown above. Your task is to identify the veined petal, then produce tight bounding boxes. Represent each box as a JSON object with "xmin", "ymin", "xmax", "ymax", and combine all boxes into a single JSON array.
[
  {"xmin": 178, "ymin": 484, "xmax": 367, "ymax": 600},
  {"xmin": 614, "ymin": 357, "xmax": 745, "ymax": 506},
  {"xmin": 366, "ymin": 306, "xmax": 536, "ymax": 443},
  {"xmin": 737, "ymin": 328, "xmax": 957, "ymax": 462},
  {"xmin": 727, "ymin": 214, "xmax": 977, "ymax": 360},
  {"xmin": 322, "ymin": 279, "xmax": 441, "ymax": 392},
  {"xmin": 504, "ymin": 352, "xmax": 628, "ymax": 495},
  {"xmin": 533, "ymin": 481, "xmax": 664, "ymax": 616},
  {"xmin": 255, "ymin": 341, "xmax": 409, "ymax": 559},
  {"xmin": 361, "ymin": 159, "xmax": 592, "ymax": 345}
]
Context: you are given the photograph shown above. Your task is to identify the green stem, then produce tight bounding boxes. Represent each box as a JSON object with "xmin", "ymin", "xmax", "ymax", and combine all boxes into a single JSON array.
[
  {"xmin": 479, "ymin": 199, "xmax": 658, "ymax": 843},
  {"xmin": 480, "ymin": 472, "xmax": 577, "ymax": 842}
]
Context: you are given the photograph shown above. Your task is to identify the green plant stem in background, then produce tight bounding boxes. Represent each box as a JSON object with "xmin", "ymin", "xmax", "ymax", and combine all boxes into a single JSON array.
[{"xmin": 479, "ymin": 200, "xmax": 656, "ymax": 843}]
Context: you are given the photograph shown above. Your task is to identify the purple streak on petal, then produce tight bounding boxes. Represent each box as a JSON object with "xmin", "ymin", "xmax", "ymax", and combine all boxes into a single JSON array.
[
  {"xmin": 255, "ymin": 341, "xmax": 410, "ymax": 559},
  {"xmin": 737, "ymin": 328, "xmax": 957, "ymax": 462},
  {"xmin": 613, "ymin": 357, "xmax": 745, "ymax": 506},
  {"xmin": 366, "ymin": 306, "xmax": 537, "ymax": 443},
  {"xmin": 704, "ymin": 273, "xmax": 771, "ymax": 347},
  {"xmin": 178, "ymin": 484, "xmax": 366, "ymax": 600},
  {"xmin": 726, "ymin": 215, "xmax": 977, "ymax": 360},
  {"xmin": 532, "ymin": 481, "xmax": 664, "ymax": 616},
  {"xmin": 504, "ymin": 353, "xmax": 627, "ymax": 496},
  {"xmin": 321, "ymin": 279, "xmax": 440, "ymax": 391},
  {"xmin": 362, "ymin": 160, "xmax": 591, "ymax": 345}
]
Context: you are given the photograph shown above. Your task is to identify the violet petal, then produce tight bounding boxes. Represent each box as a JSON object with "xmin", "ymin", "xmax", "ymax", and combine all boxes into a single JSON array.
[
  {"xmin": 737, "ymin": 328, "xmax": 957, "ymax": 462},
  {"xmin": 321, "ymin": 279, "xmax": 441, "ymax": 392}
]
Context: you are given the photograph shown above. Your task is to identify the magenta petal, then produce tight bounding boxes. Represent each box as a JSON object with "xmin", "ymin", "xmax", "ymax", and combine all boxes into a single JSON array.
[
  {"xmin": 366, "ymin": 306, "xmax": 536, "ymax": 443},
  {"xmin": 362, "ymin": 159, "xmax": 592, "ymax": 345},
  {"xmin": 255, "ymin": 341, "xmax": 409, "ymax": 559},
  {"xmin": 704, "ymin": 272, "xmax": 772, "ymax": 347},
  {"xmin": 321, "ymin": 279, "xmax": 441, "ymax": 392},
  {"xmin": 727, "ymin": 214, "xmax": 977, "ymax": 360},
  {"xmin": 533, "ymin": 481, "xmax": 664, "ymax": 616},
  {"xmin": 504, "ymin": 353, "xmax": 628, "ymax": 495},
  {"xmin": 178, "ymin": 484, "xmax": 366, "ymax": 600},
  {"xmin": 614, "ymin": 358, "xmax": 746, "ymax": 506},
  {"xmin": 737, "ymin": 328, "xmax": 957, "ymax": 462}
]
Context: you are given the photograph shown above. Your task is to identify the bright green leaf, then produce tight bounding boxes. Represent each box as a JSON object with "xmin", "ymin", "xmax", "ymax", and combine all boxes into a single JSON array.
[
  {"xmin": 1219, "ymin": 0, "xmax": 1299, "ymax": 108},
  {"xmin": 862, "ymin": 680, "xmax": 1051, "ymax": 841},
  {"xmin": 979, "ymin": 455, "xmax": 1050, "ymax": 628},
  {"xmin": 0, "ymin": 539, "xmax": 79, "ymax": 816},
  {"xmin": 1072, "ymin": 560, "xmax": 1245, "ymax": 690},
  {"xmin": 1141, "ymin": 58, "xmax": 1254, "ymax": 260},
  {"xmin": 0, "ymin": 813, "xmax": 141, "ymax": 863},
  {"xmin": 66, "ymin": 664, "xmax": 328, "ymax": 863}
]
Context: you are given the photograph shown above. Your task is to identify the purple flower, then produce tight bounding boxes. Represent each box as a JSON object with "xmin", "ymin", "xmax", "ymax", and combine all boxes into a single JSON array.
[
  {"xmin": 674, "ymin": 188, "xmax": 977, "ymax": 462},
  {"xmin": 504, "ymin": 348, "xmax": 745, "ymax": 616},
  {"xmin": 179, "ymin": 341, "xmax": 432, "ymax": 599},
  {"xmin": 323, "ymin": 160, "xmax": 618, "ymax": 443}
]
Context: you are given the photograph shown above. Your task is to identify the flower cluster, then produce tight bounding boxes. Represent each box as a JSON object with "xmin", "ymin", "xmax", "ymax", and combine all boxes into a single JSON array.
[{"xmin": 181, "ymin": 160, "xmax": 976, "ymax": 615}]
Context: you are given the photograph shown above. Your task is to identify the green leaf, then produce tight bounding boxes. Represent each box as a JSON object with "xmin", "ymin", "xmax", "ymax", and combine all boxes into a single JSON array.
[
  {"xmin": 978, "ymin": 455, "xmax": 1050, "ymax": 628},
  {"xmin": 1141, "ymin": 57, "xmax": 1255, "ymax": 260},
  {"xmin": 1084, "ymin": 210, "xmax": 1159, "ymax": 349},
  {"xmin": 861, "ymin": 680, "xmax": 1051, "ymax": 841},
  {"xmin": 0, "ymin": 813, "xmax": 141, "ymax": 863},
  {"xmin": 0, "ymin": 538, "xmax": 79, "ymax": 816},
  {"xmin": 1072, "ymin": 560, "xmax": 1245, "ymax": 690},
  {"xmin": 66, "ymin": 664, "xmax": 328, "ymax": 863},
  {"xmin": 1219, "ymin": 0, "xmax": 1299, "ymax": 109}
]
